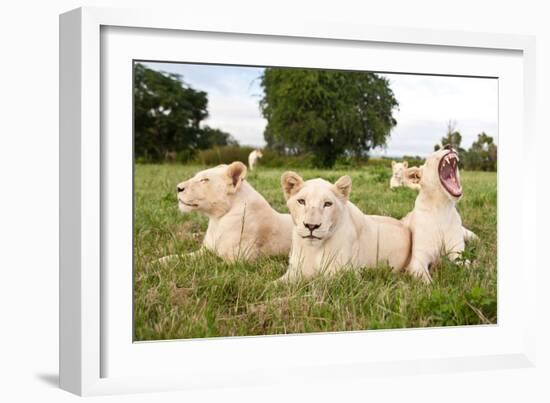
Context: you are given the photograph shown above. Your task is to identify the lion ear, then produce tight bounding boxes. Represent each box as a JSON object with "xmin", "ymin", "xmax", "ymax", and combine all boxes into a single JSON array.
[
  {"xmin": 226, "ymin": 161, "xmax": 247, "ymax": 193},
  {"xmin": 391, "ymin": 161, "xmax": 396, "ymax": 167},
  {"xmin": 333, "ymin": 175, "xmax": 352, "ymax": 199},
  {"xmin": 403, "ymin": 161, "xmax": 408, "ymax": 168},
  {"xmin": 405, "ymin": 167, "xmax": 422, "ymax": 184},
  {"xmin": 281, "ymin": 171, "xmax": 304, "ymax": 200}
]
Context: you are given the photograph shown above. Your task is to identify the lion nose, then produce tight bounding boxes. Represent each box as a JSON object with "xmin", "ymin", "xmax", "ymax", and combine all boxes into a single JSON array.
[
  {"xmin": 177, "ymin": 185, "xmax": 185, "ymax": 193},
  {"xmin": 303, "ymin": 222, "xmax": 321, "ymax": 231}
]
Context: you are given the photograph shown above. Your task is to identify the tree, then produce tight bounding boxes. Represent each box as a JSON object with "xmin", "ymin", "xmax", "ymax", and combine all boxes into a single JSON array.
[
  {"xmin": 463, "ymin": 132, "xmax": 497, "ymax": 171},
  {"xmin": 199, "ymin": 126, "xmax": 239, "ymax": 148},
  {"xmin": 434, "ymin": 120, "xmax": 465, "ymax": 154},
  {"xmin": 134, "ymin": 63, "xmax": 209, "ymax": 161},
  {"xmin": 259, "ymin": 68, "xmax": 398, "ymax": 167}
]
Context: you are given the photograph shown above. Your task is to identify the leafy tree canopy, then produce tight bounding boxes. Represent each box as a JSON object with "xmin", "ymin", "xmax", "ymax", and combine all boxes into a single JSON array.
[
  {"xmin": 434, "ymin": 121, "xmax": 497, "ymax": 171},
  {"xmin": 134, "ymin": 63, "xmax": 238, "ymax": 162},
  {"xmin": 260, "ymin": 68, "xmax": 398, "ymax": 167},
  {"xmin": 200, "ymin": 126, "xmax": 239, "ymax": 148},
  {"xmin": 463, "ymin": 132, "xmax": 497, "ymax": 171},
  {"xmin": 434, "ymin": 120, "xmax": 466, "ymax": 154}
]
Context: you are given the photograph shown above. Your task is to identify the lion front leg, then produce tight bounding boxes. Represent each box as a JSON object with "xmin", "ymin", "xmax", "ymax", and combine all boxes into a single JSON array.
[
  {"xmin": 405, "ymin": 230, "xmax": 438, "ymax": 283},
  {"xmin": 276, "ymin": 267, "xmax": 302, "ymax": 283},
  {"xmin": 444, "ymin": 233, "xmax": 467, "ymax": 266},
  {"xmin": 447, "ymin": 250, "xmax": 471, "ymax": 268},
  {"xmin": 276, "ymin": 257, "xmax": 317, "ymax": 283},
  {"xmin": 462, "ymin": 226, "xmax": 478, "ymax": 243},
  {"xmin": 405, "ymin": 255, "xmax": 433, "ymax": 284}
]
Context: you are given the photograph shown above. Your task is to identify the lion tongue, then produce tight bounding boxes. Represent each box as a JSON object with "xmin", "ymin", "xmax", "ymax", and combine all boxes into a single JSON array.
[{"xmin": 441, "ymin": 159, "xmax": 461, "ymax": 195}]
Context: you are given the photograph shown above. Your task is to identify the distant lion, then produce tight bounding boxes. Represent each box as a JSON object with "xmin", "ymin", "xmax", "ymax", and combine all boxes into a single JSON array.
[
  {"xmin": 160, "ymin": 161, "xmax": 293, "ymax": 263},
  {"xmin": 401, "ymin": 147, "xmax": 478, "ymax": 283},
  {"xmin": 390, "ymin": 160, "xmax": 420, "ymax": 190},
  {"xmin": 248, "ymin": 149, "xmax": 263, "ymax": 170},
  {"xmin": 279, "ymin": 172, "xmax": 411, "ymax": 281}
]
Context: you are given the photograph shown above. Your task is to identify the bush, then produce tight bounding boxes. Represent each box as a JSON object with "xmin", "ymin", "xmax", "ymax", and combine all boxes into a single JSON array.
[
  {"xmin": 261, "ymin": 150, "xmax": 315, "ymax": 168},
  {"xmin": 462, "ymin": 149, "xmax": 497, "ymax": 171},
  {"xmin": 195, "ymin": 146, "xmax": 316, "ymax": 169},
  {"xmin": 400, "ymin": 155, "xmax": 425, "ymax": 167},
  {"xmin": 180, "ymin": 146, "xmax": 426, "ymax": 171},
  {"xmin": 195, "ymin": 146, "xmax": 253, "ymax": 166},
  {"xmin": 175, "ymin": 149, "xmax": 196, "ymax": 164},
  {"xmin": 140, "ymin": 145, "xmax": 434, "ymax": 170},
  {"xmin": 369, "ymin": 165, "xmax": 392, "ymax": 183},
  {"xmin": 364, "ymin": 158, "xmax": 390, "ymax": 168},
  {"xmin": 364, "ymin": 156, "xmax": 424, "ymax": 170}
]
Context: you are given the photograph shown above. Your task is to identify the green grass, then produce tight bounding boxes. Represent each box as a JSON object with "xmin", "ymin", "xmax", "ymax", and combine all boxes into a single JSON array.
[{"xmin": 134, "ymin": 164, "xmax": 497, "ymax": 341}]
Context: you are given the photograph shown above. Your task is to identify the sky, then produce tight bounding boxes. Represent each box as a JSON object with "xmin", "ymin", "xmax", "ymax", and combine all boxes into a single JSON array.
[{"xmin": 142, "ymin": 62, "xmax": 498, "ymax": 157}]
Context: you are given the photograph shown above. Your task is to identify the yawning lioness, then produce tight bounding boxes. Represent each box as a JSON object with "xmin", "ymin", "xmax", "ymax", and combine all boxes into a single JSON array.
[{"xmin": 402, "ymin": 147, "xmax": 477, "ymax": 283}]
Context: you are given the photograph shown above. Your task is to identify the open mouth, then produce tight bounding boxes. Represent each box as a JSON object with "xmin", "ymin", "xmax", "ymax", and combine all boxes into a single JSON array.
[
  {"xmin": 438, "ymin": 151, "xmax": 462, "ymax": 197},
  {"xmin": 179, "ymin": 199, "xmax": 198, "ymax": 207}
]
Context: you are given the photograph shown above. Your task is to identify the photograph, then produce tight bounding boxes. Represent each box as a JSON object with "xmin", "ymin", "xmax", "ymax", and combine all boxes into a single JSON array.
[
  {"xmin": 132, "ymin": 61, "xmax": 498, "ymax": 341},
  {"xmin": 2, "ymin": 0, "xmax": 544, "ymax": 399}
]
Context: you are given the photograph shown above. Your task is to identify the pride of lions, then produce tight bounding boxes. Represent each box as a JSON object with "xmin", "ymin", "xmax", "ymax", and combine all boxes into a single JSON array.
[{"xmin": 169, "ymin": 146, "xmax": 477, "ymax": 284}]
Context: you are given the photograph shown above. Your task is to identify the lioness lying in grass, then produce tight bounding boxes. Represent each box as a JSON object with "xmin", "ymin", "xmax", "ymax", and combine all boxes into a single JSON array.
[
  {"xmin": 390, "ymin": 160, "xmax": 420, "ymax": 190},
  {"xmin": 278, "ymin": 172, "xmax": 411, "ymax": 281},
  {"xmin": 160, "ymin": 161, "xmax": 293, "ymax": 263}
]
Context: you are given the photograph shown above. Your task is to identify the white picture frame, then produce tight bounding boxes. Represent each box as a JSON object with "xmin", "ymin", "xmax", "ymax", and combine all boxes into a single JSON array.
[{"xmin": 59, "ymin": 6, "xmax": 537, "ymax": 396}]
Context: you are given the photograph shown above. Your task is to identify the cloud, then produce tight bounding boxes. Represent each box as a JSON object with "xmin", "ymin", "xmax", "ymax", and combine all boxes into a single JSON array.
[
  {"xmin": 203, "ymin": 93, "xmax": 267, "ymax": 146},
  {"xmin": 143, "ymin": 62, "xmax": 267, "ymax": 147},
  {"xmin": 373, "ymin": 119, "xmax": 498, "ymax": 157},
  {"xmin": 374, "ymin": 73, "xmax": 498, "ymax": 156},
  {"xmin": 140, "ymin": 62, "xmax": 498, "ymax": 155}
]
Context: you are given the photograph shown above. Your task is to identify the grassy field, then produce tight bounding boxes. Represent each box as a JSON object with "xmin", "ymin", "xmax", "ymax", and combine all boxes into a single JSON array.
[{"xmin": 134, "ymin": 164, "xmax": 497, "ymax": 341}]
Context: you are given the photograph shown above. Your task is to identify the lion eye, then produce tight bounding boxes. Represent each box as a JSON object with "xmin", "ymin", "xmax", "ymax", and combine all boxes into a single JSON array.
[
  {"xmin": 297, "ymin": 199, "xmax": 306, "ymax": 206},
  {"xmin": 324, "ymin": 201, "xmax": 333, "ymax": 208},
  {"xmin": 200, "ymin": 178, "xmax": 209, "ymax": 183}
]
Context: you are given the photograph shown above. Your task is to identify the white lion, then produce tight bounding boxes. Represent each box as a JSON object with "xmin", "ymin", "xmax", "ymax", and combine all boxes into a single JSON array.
[
  {"xmin": 248, "ymin": 149, "xmax": 263, "ymax": 171},
  {"xmin": 279, "ymin": 172, "xmax": 411, "ymax": 281},
  {"xmin": 390, "ymin": 160, "xmax": 420, "ymax": 190},
  {"xmin": 162, "ymin": 161, "xmax": 293, "ymax": 263},
  {"xmin": 401, "ymin": 147, "xmax": 478, "ymax": 283}
]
